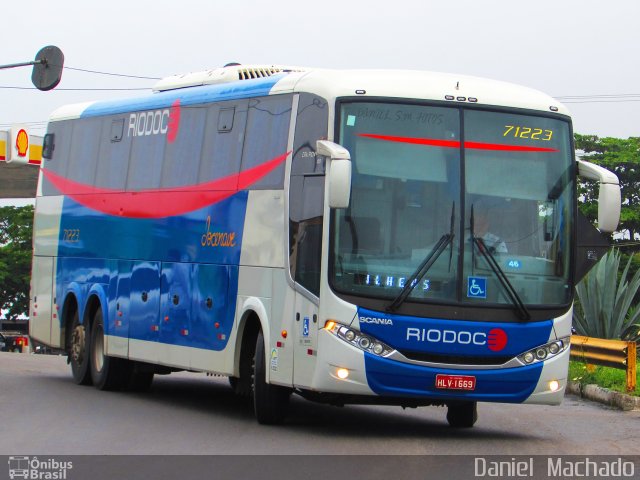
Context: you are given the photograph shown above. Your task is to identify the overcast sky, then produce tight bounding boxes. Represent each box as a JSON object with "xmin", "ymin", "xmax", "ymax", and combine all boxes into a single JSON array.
[{"xmin": 1, "ymin": 0, "xmax": 638, "ymax": 140}]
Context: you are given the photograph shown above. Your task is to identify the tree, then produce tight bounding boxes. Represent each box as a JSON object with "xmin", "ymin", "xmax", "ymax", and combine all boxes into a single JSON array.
[
  {"xmin": 574, "ymin": 134, "xmax": 640, "ymax": 244},
  {"xmin": 0, "ymin": 205, "xmax": 34, "ymax": 321}
]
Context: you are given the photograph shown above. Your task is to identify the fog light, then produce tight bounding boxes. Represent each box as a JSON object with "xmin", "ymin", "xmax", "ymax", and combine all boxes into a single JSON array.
[
  {"xmin": 337, "ymin": 368, "xmax": 349, "ymax": 380},
  {"xmin": 549, "ymin": 380, "xmax": 560, "ymax": 392}
]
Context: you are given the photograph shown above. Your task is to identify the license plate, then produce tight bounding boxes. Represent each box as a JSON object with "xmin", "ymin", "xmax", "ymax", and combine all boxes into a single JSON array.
[{"xmin": 435, "ymin": 374, "xmax": 476, "ymax": 391}]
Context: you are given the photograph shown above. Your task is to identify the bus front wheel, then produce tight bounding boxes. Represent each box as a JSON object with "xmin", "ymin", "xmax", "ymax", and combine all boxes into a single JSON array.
[
  {"xmin": 446, "ymin": 401, "xmax": 478, "ymax": 428},
  {"xmin": 253, "ymin": 329, "xmax": 291, "ymax": 425}
]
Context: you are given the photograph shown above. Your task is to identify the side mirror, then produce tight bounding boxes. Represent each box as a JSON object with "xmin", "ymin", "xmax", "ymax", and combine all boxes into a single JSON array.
[
  {"xmin": 317, "ymin": 140, "xmax": 352, "ymax": 209},
  {"xmin": 576, "ymin": 160, "xmax": 621, "ymax": 233},
  {"xmin": 42, "ymin": 133, "xmax": 55, "ymax": 159}
]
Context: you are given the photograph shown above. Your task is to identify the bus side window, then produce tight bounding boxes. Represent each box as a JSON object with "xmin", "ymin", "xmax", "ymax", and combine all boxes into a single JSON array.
[
  {"xmin": 290, "ymin": 175, "xmax": 324, "ymax": 296},
  {"xmin": 288, "ymin": 94, "xmax": 329, "ymax": 296},
  {"xmin": 95, "ymin": 116, "xmax": 130, "ymax": 190},
  {"xmin": 66, "ymin": 118, "xmax": 101, "ymax": 192},
  {"xmin": 160, "ymin": 106, "xmax": 206, "ymax": 188},
  {"xmin": 127, "ymin": 127, "xmax": 165, "ymax": 191},
  {"xmin": 241, "ymin": 95, "xmax": 292, "ymax": 189},
  {"xmin": 198, "ymin": 101, "xmax": 247, "ymax": 185}
]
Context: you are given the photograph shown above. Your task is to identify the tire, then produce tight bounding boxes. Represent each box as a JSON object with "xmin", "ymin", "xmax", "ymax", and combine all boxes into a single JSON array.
[
  {"xmin": 253, "ymin": 330, "xmax": 291, "ymax": 425},
  {"xmin": 446, "ymin": 401, "xmax": 478, "ymax": 428},
  {"xmin": 89, "ymin": 308, "xmax": 128, "ymax": 391},
  {"xmin": 68, "ymin": 310, "xmax": 92, "ymax": 385},
  {"xmin": 230, "ymin": 326, "xmax": 258, "ymax": 397}
]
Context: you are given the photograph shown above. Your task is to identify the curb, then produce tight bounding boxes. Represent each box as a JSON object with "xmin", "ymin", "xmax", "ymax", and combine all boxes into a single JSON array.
[{"xmin": 566, "ymin": 381, "xmax": 640, "ymax": 411}]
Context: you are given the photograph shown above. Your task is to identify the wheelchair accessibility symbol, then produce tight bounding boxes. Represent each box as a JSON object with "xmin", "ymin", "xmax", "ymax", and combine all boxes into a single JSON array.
[
  {"xmin": 467, "ymin": 276, "xmax": 487, "ymax": 299},
  {"xmin": 302, "ymin": 317, "xmax": 310, "ymax": 337}
]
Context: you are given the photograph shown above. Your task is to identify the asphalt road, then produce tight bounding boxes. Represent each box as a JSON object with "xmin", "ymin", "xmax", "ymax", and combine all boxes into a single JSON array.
[{"xmin": 0, "ymin": 352, "xmax": 638, "ymax": 456}]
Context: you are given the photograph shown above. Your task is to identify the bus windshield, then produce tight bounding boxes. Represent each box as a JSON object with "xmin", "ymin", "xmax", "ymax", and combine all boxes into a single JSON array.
[{"xmin": 331, "ymin": 102, "xmax": 574, "ymax": 310}]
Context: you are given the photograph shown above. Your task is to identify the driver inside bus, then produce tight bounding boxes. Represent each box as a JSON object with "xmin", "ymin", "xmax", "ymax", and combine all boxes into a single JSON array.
[{"xmin": 472, "ymin": 200, "xmax": 508, "ymax": 254}]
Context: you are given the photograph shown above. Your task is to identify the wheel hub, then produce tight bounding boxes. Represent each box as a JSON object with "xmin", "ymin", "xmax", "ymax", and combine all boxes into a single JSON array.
[{"xmin": 71, "ymin": 325, "xmax": 85, "ymax": 363}]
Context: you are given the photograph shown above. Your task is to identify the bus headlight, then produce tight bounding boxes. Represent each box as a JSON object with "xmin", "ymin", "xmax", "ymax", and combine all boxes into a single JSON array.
[
  {"xmin": 324, "ymin": 320, "xmax": 395, "ymax": 357},
  {"xmin": 518, "ymin": 337, "xmax": 570, "ymax": 365}
]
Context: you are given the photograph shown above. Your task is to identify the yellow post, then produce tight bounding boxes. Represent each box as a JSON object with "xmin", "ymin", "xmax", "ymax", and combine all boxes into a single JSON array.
[{"xmin": 627, "ymin": 341, "xmax": 637, "ymax": 392}]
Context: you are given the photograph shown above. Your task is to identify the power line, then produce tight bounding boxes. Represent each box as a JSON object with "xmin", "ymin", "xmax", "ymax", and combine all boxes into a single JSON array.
[
  {"xmin": 64, "ymin": 66, "xmax": 160, "ymax": 80},
  {"xmin": 554, "ymin": 93, "xmax": 640, "ymax": 104},
  {"xmin": 0, "ymin": 85, "xmax": 150, "ymax": 91},
  {"xmin": 0, "ymin": 64, "xmax": 159, "ymax": 90},
  {"xmin": 556, "ymin": 93, "xmax": 640, "ymax": 99},
  {"xmin": 560, "ymin": 99, "xmax": 640, "ymax": 104}
]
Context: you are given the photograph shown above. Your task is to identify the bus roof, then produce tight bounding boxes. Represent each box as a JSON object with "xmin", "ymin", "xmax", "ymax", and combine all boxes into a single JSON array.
[{"xmin": 48, "ymin": 66, "xmax": 569, "ymax": 122}]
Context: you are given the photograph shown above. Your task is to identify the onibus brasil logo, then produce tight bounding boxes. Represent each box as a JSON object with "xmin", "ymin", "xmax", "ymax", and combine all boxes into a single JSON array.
[{"xmin": 8, "ymin": 456, "xmax": 73, "ymax": 479}]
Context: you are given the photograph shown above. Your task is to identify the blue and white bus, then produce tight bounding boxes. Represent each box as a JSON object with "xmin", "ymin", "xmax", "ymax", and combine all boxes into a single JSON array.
[{"xmin": 29, "ymin": 64, "xmax": 620, "ymax": 427}]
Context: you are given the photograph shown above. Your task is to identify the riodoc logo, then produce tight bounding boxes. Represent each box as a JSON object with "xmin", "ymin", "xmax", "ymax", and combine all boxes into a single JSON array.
[
  {"xmin": 127, "ymin": 99, "xmax": 181, "ymax": 143},
  {"xmin": 487, "ymin": 328, "xmax": 508, "ymax": 352},
  {"xmin": 406, "ymin": 327, "xmax": 508, "ymax": 352}
]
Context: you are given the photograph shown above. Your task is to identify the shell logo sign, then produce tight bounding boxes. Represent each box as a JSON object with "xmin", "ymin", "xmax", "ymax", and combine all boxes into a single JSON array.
[
  {"xmin": 15, "ymin": 129, "xmax": 29, "ymax": 157},
  {"xmin": 0, "ymin": 131, "xmax": 6, "ymax": 161},
  {"xmin": 0, "ymin": 127, "xmax": 42, "ymax": 165}
]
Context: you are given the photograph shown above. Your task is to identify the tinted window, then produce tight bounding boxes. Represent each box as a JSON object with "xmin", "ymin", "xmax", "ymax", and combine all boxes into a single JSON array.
[
  {"xmin": 289, "ymin": 93, "xmax": 329, "ymax": 296},
  {"xmin": 291, "ymin": 94, "xmax": 328, "ymax": 175},
  {"xmin": 161, "ymin": 106, "xmax": 207, "ymax": 188},
  {"xmin": 199, "ymin": 101, "xmax": 248, "ymax": 186},
  {"xmin": 241, "ymin": 95, "xmax": 292, "ymax": 189},
  {"xmin": 95, "ymin": 116, "xmax": 131, "ymax": 190},
  {"xmin": 127, "ymin": 126, "xmax": 165, "ymax": 191},
  {"xmin": 290, "ymin": 174, "xmax": 324, "ymax": 296},
  {"xmin": 65, "ymin": 118, "xmax": 101, "ymax": 192}
]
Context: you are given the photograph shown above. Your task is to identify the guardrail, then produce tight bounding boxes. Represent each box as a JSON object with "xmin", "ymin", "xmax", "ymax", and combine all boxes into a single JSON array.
[{"xmin": 570, "ymin": 335, "xmax": 637, "ymax": 392}]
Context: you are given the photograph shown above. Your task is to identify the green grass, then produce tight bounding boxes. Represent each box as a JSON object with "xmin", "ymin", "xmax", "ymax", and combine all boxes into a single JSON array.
[{"xmin": 568, "ymin": 360, "xmax": 640, "ymax": 397}]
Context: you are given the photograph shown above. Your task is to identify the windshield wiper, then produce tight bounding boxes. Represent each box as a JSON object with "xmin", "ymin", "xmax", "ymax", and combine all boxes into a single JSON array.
[
  {"xmin": 470, "ymin": 206, "xmax": 531, "ymax": 321},
  {"xmin": 387, "ymin": 233, "xmax": 452, "ymax": 313}
]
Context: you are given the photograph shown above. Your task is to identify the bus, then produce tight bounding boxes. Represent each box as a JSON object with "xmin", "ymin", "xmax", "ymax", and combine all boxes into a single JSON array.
[{"xmin": 29, "ymin": 64, "xmax": 620, "ymax": 428}]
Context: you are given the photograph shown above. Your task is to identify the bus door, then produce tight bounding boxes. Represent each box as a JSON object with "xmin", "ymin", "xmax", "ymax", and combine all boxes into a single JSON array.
[{"xmin": 290, "ymin": 173, "xmax": 324, "ymax": 386}]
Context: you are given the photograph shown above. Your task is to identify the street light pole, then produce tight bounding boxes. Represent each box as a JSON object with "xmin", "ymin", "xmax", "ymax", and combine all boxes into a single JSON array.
[{"xmin": 0, "ymin": 46, "xmax": 64, "ymax": 91}]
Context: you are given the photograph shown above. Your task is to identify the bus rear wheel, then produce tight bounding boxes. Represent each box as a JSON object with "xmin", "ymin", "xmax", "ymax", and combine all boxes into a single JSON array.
[
  {"xmin": 68, "ymin": 311, "xmax": 91, "ymax": 385},
  {"xmin": 89, "ymin": 308, "xmax": 128, "ymax": 391},
  {"xmin": 253, "ymin": 329, "xmax": 291, "ymax": 424},
  {"xmin": 446, "ymin": 401, "xmax": 478, "ymax": 428}
]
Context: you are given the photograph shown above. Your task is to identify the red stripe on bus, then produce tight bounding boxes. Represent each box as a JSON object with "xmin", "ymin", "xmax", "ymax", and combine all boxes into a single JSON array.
[
  {"xmin": 358, "ymin": 133, "xmax": 559, "ymax": 152},
  {"xmin": 358, "ymin": 133, "xmax": 461, "ymax": 148},
  {"xmin": 42, "ymin": 151, "xmax": 290, "ymax": 218},
  {"xmin": 463, "ymin": 141, "xmax": 558, "ymax": 152}
]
